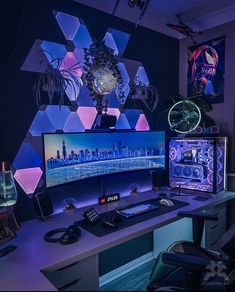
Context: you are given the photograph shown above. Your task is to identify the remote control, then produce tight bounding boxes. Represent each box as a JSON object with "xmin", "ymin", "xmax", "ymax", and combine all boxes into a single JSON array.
[{"xmin": 0, "ymin": 245, "xmax": 17, "ymax": 257}]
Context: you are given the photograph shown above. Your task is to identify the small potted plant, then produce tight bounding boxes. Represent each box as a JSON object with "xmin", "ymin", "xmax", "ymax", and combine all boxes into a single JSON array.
[{"xmin": 128, "ymin": 76, "xmax": 159, "ymax": 112}]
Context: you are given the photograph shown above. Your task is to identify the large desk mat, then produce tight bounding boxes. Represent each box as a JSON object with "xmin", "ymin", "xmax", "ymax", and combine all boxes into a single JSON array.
[{"xmin": 76, "ymin": 198, "xmax": 189, "ymax": 237}]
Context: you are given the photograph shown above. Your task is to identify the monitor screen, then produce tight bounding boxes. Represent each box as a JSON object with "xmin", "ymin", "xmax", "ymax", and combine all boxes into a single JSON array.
[
  {"xmin": 43, "ymin": 131, "xmax": 165, "ymax": 188},
  {"xmin": 169, "ymin": 137, "xmax": 226, "ymax": 193}
]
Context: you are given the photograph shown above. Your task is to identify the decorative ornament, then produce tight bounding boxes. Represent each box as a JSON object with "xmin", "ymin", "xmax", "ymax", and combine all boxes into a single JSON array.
[
  {"xmin": 83, "ymin": 40, "xmax": 124, "ymax": 113},
  {"xmin": 62, "ymin": 197, "xmax": 78, "ymax": 212},
  {"xmin": 92, "ymin": 67, "xmax": 117, "ymax": 95},
  {"xmin": 168, "ymin": 100, "xmax": 201, "ymax": 133}
]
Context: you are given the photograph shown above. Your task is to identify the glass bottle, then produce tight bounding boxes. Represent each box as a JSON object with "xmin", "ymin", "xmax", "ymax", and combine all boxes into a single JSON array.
[{"xmin": 0, "ymin": 162, "xmax": 18, "ymax": 207}]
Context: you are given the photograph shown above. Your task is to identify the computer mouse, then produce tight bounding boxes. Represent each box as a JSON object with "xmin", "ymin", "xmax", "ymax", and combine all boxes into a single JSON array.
[{"xmin": 159, "ymin": 198, "xmax": 174, "ymax": 207}]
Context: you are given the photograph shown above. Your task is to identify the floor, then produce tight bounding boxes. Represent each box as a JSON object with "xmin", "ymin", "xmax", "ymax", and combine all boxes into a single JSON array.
[{"xmin": 100, "ymin": 260, "xmax": 154, "ymax": 291}]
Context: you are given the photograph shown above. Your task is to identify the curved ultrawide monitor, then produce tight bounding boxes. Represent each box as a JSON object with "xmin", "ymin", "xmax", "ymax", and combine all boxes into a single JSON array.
[{"xmin": 43, "ymin": 131, "xmax": 165, "ymax": 188}]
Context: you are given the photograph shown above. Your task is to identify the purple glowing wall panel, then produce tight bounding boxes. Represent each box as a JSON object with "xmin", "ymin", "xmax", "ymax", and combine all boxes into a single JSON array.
[
  {"xmin": 77, "ymin": 107, "xmax": 97, "ymax": 129},
  {"xmin": 60, "ymin": 52, "xmax": 83, "ymax": 77},
  {"xmin": 106, "ymin": 108, "xmax": 121, "ymax": 120},
  {"xmin": 43, "ymin": 131, "xmax": 165, "ymax": 188},
  {"xmin": 14, "ymin": 167, "xmax": 43, "ymax": 194},
  {"xmin": 135, "ymin": 114, "xmax": 150, "ymax": 131},
  {"xmin": 169, "ymin": 137, "xmax": 226, "ymax": 193}
]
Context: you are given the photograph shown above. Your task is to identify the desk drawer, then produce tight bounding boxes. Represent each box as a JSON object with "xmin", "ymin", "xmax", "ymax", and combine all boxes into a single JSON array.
[
  {"xmin": 42, "ymin": 255, "xmax": 98, "ymax": 290},
  {"xmin": 60, "ymin": 273, "xmax": 98, "ymax": 291},
  {"xmin": 204, "ymin": 203, "xmax": 226, "ymax": 251}
]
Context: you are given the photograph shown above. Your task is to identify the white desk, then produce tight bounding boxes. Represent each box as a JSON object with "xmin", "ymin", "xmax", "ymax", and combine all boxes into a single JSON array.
[{"xmin": 0, "ymin": 190, "xmax": 235, "ymax": 291}]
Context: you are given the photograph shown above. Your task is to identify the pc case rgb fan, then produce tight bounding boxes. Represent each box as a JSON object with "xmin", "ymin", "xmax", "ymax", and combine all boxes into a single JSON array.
[{"xmin": 168, "ymin": 100, "xmax": 201, "ymax": 133}]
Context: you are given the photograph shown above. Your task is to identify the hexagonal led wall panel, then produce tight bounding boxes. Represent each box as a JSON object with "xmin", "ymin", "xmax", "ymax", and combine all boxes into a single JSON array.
[
  {"xmin": 63, "ymin": 112, "xmax": 85, "ymax": 132},
  {"xmin": 77, "ymin": 86, "xmax": 96, "ymax": 107},
  {"xmin": 29, "ymin": 111, "xmax": 56, "ymax": 137},
  {"xmin": 72, "ymin": 20, "xmax": 92, "ymax": 49},
  {"xmin": 105, "ymin": 91, "xmax": 120, "ymax": 108},
  {"xmin": 115, "ymin": 113, "xmax": 131, "ymax": 129},
  {"xmin": 103, "ymin": 32, "xmax": 119, "ymax": 55},
  {"xmin": 77, "ymin": 107, "xmax": 97, "ymax": 129},
  {"xmin": 135, "ymin": 66, "xmax": 149, "ymax": 85},
  {"xmin": 106, "ymin": 108, "xmax": 121, "ymax": 120},
  {"xmin": 104, "ymin": 29, "xmax": 130, "ymax": 56},
  {"xmin": 124, "ymin": 109, "xmax": 141, "ymax": 129},
  {"xmin": 135, "ymin": 113, "xmax": 150, "ymax": 131},
  {"xmin": 40, "ymin": 40, "xmax": 67, "ymax": 64},
  {"xmin": 54, "ymin": 11, "xmax": 80, "ymax": 41},
  {"xmin": 13, "ymin": 143, "xmax": 42, "ymax": 170},
  {"xmin": 54, "ymin": 11, "xmax": 92, "ymax": 49},
  {"xmin": 14, "ymin": 167, "xmax": 43, "ymax": 195},
  {"xmin": 45, "ymin": 105, "xmax": 71, "ymax": 130}
]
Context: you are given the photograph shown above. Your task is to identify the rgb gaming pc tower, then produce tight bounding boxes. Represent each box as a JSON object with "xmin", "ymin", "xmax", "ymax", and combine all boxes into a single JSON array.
[{"xmin": 169, "ymin": 137, "xmax": 227, "ymax": 193}]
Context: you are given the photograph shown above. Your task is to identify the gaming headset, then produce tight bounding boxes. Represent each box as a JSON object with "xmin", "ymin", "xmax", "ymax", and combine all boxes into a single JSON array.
[{"xmin": 44, "ymin": 224, "xmax": 81, "ymax": 245}]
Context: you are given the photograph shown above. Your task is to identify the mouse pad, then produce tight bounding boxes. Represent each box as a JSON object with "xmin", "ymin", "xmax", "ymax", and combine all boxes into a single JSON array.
[{"xmin": 76, "ymin": 198, "xmax": 189, "ymax": 237}]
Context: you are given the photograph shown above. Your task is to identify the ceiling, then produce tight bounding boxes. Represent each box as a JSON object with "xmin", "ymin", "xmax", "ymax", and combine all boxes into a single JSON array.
[{"xmin": 73, "ymin": 0, "xmax": 235, "ymax": 38}]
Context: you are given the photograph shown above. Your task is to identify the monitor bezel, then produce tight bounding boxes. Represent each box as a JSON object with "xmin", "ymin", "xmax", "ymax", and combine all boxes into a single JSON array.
[{"xmin": 42, "ymin": 130, "xmax": 166, "ymax": 189}]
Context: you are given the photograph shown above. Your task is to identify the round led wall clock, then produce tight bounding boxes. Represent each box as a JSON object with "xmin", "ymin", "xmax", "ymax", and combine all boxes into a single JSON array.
[{"xmin": 168, "ymin": 100, "xmax": 201, "ymax": 134}]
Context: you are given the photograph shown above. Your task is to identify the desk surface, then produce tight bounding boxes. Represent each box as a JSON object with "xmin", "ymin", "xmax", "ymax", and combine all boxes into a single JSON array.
[{"xmin": 1, "ymin": 189, "xmax": 235, "ymax": 291}]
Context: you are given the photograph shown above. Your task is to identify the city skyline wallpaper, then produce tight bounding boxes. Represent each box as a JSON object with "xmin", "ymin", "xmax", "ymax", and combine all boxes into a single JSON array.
[{"xmin": 43, "ymin": 131, "xmax": 165, "ymax": 188}]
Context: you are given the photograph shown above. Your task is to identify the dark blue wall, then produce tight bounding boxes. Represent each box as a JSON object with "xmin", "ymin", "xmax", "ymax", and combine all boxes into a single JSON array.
[{"xmin": 1, "ymin": 0, "xmax": 179, "ymax": 275}]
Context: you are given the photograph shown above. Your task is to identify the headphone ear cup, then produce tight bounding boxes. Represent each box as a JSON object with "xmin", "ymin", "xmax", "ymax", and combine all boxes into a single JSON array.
[
  {"xmin": 59, "ymin": 225, "xmax": 81, "ymax": 245},
  {"xmin": 44, "ymin": 228, "xmax": 67, "ymax": 243},
  {"xmin": 60, "ymin": 229, "xmax": 78, "ymax": 245},
  {"xmin": 67, "ymin": 224, "xmax": 81, "ymax": 237}
]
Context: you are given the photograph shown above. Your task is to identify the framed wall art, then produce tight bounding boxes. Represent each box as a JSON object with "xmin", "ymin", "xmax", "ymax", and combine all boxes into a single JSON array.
[{"xmin": 187, "ymin": 36, "xmax": 225, "ymax": 104}]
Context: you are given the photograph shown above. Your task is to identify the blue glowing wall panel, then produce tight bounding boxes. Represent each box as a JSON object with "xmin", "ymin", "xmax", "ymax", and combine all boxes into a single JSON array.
[
  {"xmin": 169, "ymin": 137, "xmax": 227, "ymax": 193},
  {"xmin": 29, "ymin": 111, "xmax": 56, "ymax": 136},
  {"xmin": 45, "ymin": 105, "xmax": 71, "ymax": 130},
  {"xmin": 44, "ymin": 131, "xmax": 165, "ymax": 188},
  {"xmin": 13, "ymin": 143, "xmax": 42, "ymax": 170},
  {"xmin": 115, "ymin": 113, "xmax": 131, "ymax": 129},
  {"xmin": 54, "ymin": 11, "xmax": 80, "ymax": 41},
  {"xmin": 40, "ymin": 41, "xmax": 67, "ymax": 64}
]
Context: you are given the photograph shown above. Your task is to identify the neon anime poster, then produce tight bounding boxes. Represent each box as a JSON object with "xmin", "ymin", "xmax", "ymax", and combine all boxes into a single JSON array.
[{"xmin": 187, "ymin": 36, "xmax": 225, "ymax": 103}]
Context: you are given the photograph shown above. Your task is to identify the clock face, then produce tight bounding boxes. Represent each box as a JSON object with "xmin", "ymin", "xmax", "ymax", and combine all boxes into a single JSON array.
[{"xmin": 168, "ymin": 100, "xmax": 201, "ymax": 134}]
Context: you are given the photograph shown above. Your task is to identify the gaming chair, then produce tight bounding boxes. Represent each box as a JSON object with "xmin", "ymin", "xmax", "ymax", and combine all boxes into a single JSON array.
[{"xmin": 147, "ymin": 210, "xmax": 235, "ymax": 291}]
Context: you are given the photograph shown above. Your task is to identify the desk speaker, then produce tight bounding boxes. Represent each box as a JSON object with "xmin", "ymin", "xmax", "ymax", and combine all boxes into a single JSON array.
[
  {"xmin": 151, "ymin": 169, "xmax": 167, "ymax": 190},
  {"xmin": 32, "ymin": 191, "xmax": 53, "ymax": 220}
]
